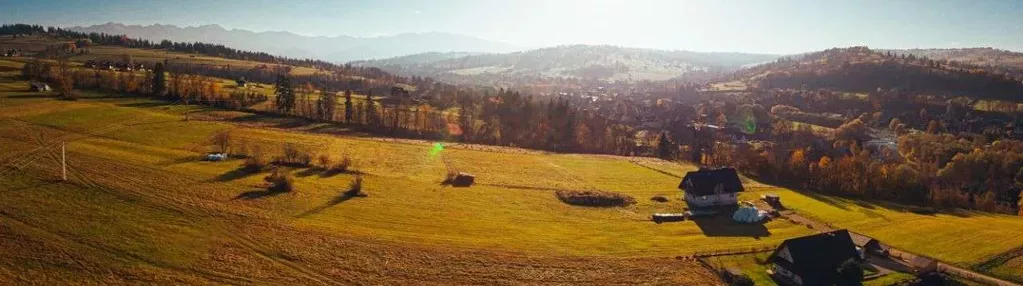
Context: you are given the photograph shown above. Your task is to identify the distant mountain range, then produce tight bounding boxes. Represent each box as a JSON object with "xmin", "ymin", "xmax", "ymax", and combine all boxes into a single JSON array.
[
  {"xmin": 67, "ymin": 22, "xmax": 522, "ymax": 62},
  {"xmin": 353, "ymin": 45, "xmax": 780, "ymax": 85}
]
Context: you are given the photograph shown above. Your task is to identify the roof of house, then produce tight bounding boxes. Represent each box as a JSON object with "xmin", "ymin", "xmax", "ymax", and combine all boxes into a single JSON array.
[
  {"xmin": 769, "ymin": 229, "xmax": 860, "ymax": 282},
  {"xmin": 848, "ymin": 231, "xmax": 877, "ymax": 247},
  {"xmin": 678, "ymin": 167, "xmax": 744, "ymax": 196}
]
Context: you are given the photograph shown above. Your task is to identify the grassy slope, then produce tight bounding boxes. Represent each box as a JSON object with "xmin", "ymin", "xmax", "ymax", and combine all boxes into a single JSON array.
[
  {"xmin": 757, "ymin": 187, "xmax": 1023, "ymax": 266},
  {"xmin": 0, "ymin": 60, "xmax": 730, "ymax": 284},
  {"xmin": 3, "ymin": 42, "xmax": 1023, "ymax": 281},
  {"xmin": 3, "ymin": 94, "xmax": 814, "ymax": 257}
]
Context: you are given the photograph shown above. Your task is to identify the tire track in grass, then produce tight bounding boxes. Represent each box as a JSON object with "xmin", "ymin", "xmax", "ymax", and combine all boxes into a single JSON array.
[
  {"xmin": 0, "ymin": 211, "xmax": 254, "ymax": 285},
  {"xmin": 222, "ymin": 230, "xmax": 344, "ymax": 285},
  {"xmin": 539, "ymin": 157, "xmax": 593, "ymax": 189},
  {"xmin": 27, "ymin": 142, "xmax": 310, "ymax": 284},
  {"xmin": 626, "ymin": 159, "xmax": 683, "ymax": 179}
]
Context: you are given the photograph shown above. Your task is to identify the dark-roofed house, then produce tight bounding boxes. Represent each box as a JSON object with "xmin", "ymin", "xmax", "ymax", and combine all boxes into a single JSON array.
[
  {"xmin": 768, "ymin": 229, "xmax": 861, "ymax": 286},
  {"xmin": 848, "ymin": 231, "xmax": 889, "ymax": 257},
  {"xmin": 679, "ymin": 167, "xmax": 744, "ymax": 207}
]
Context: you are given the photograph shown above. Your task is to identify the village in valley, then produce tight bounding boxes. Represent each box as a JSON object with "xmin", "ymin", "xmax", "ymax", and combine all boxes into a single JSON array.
[{"xmin": 4, "ymin": 1, "xmax": 1023, "ymax": 285}]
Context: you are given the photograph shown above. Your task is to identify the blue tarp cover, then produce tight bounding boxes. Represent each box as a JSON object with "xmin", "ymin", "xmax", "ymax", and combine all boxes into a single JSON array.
[{"xmin": 732, "ymin": 206, "xmax": 766, "ymax": 223}]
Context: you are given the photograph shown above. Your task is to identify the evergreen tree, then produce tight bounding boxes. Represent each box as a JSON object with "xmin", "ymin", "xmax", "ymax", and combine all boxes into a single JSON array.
[
  {"xmin": 365, "ymin": 91, "xmax": 376, "ymax": 127},
  {"xmin": 151, "ymin": 62, "xmax": 166, "ymax": 96},
  {"xmin": 274, "ymin": 74, "xmax": 295, "ymax": 114},
  {"xmin": 656, "ymin": 132, "xmax": 673, "ymax": 159},
  {"xmin": 343, "ymin": 90, "xmax": 353, "ymax": 124}
]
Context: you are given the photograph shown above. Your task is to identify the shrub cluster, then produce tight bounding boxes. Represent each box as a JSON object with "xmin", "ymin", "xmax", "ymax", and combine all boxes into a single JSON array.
[
  {"xmin": 315, "ymin": 154, "xmax": 354, "ymax": 174},
  {"xmin": 345, "ymin": 175, "xmax": 364, "ymax": 197},
  {"xmin": 242, "ymin": 145, "xmax": 269, "ymax": 172},
  {"xmin": 331, "ymin": 156, "xmax": 353, "ymax": 173},
  {"xmin": 263, "ymin": 167, "xmax": 294, "ymax": 192},
  {"xmin": 273, "ymin": 143, "xmax": 311, "ymax": 167},
  {"xmin": 556, "ymin": 190, "xmax": 636, "ymax": 207}
]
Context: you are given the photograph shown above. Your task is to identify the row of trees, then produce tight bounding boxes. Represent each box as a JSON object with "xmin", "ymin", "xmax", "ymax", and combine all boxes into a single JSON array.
[{"xmin": 266, "ymin": 74, "xmax": 641, "ymax": 154}]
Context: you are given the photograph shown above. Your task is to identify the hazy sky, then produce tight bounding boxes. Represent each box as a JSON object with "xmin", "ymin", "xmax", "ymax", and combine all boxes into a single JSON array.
[{"xmin": 3, "ymin": 0, "xmax": 1022, "ymax": 54}]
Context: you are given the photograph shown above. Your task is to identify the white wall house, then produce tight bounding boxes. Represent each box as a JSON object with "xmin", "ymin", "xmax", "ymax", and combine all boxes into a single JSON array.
[{"xmin": 678, "ymin": 167, "xmax": 744, "ymax": 208}]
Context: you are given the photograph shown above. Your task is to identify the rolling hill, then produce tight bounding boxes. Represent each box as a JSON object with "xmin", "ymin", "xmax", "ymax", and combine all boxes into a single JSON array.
[
  {"xmin": 4, "ymin": 25, "xmax": 1023, "ymax": 285},
  {"xmin": 730, "ymin": 46, "xmax": 1023, "ymax": 101},
  {"xmin": 3, "ymin": 55, "xmax": 1023, "ymax": 283},
  {"xmin": 354, "ymin": 45, "xmax": 779, "ymax": 85},
  {"xmin": 66, "ymin": 22, "xmax": 522, "ymax": 62}
]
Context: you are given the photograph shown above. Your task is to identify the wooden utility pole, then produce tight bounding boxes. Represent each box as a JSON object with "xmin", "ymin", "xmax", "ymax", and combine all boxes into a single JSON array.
[{"xmin": 61, "ymin": 141, "xmax": 66, "ymax": 181}]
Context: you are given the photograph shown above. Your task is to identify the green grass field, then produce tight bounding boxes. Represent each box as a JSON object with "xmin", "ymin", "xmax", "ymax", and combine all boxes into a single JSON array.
[
  {"xmin": 2, "ymin": 93, "xmax": 816, "ymax": 257},
  {"xmin": 749, "ymin": 187, "xmax": 1023, "ymax": 267},
  {"xmin": 0, "ymin": 63, "xmax": 747, "ymax": 283},
  {"xmin": 2, "ymin": 42, "xmax": 1023, "ymax": 283}
]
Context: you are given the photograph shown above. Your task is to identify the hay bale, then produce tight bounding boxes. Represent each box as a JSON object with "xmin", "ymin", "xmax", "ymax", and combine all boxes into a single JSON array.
[{"xmin": 556, "ymin": 190, "xmax": 636, "ymax": 207}]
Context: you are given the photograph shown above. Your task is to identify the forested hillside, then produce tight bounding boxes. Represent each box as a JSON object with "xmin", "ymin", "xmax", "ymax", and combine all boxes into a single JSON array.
[{"xmin": 738, "ymin": 47, "xmax": 1023, "ymax": 101}]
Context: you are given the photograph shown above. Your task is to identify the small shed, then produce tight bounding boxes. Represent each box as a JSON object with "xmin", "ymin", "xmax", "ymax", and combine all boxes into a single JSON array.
[
  {"xmin": 29, "ymin": 83, "xmax": 51, "ymax": 92},
  {"xmin": 908, "ymin": 255, "xmax": 938, "ymax": 274},
  {"xmin": 451, "ymin": 172, "xmax": 475, "ymax": 187}
]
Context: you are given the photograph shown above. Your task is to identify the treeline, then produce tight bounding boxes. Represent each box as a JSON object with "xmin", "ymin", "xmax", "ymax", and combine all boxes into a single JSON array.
[
  {"xmin": 21, "ymin": 58, "xmax": 267, "ymax": 110},
  {"xmin": 24, "ymin": 56, "xmax": 641, "ymax": 155},
  {"xmin": 266, "ymin": 76, "xmax": 640, "ymax": 154},
  {"xmin": 769, "ymin": 104, "xmax": 846, "ymax": 128}
]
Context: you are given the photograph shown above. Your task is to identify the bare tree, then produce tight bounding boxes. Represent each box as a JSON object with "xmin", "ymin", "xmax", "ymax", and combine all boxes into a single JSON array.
[
  {"xmin": 212, "ymin": 130, "xmax": 232, "ymax": 154},
  {"xmin": 54, "ymin": 57, "xmax": 75, "ymax": 99}
]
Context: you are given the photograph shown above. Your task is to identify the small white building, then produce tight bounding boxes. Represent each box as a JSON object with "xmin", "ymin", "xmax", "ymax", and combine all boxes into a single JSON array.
[
  {"xmin": 29, "ymin": 83, "xmax": 51, "ymax": 92},
  {"xmin": 679, "ymin": 167, "xmax": 744, "ymax": 208}
]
